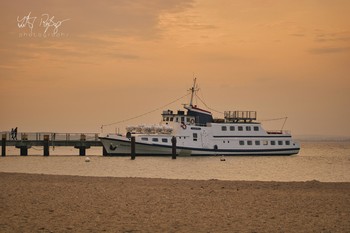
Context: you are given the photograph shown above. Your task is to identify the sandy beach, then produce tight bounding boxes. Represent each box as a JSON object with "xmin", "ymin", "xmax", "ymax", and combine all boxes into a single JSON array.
[{"xmin": 0, "ymin": 172, "xmax": 349, "ymax": 233}]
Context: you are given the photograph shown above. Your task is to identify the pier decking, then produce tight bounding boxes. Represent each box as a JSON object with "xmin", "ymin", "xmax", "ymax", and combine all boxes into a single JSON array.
[{"xmin": 1, "ymin": 132, "xmax": 104, "ymax": 156}]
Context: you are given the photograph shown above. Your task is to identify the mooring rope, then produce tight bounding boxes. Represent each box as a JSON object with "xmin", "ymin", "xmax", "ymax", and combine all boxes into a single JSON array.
[
  {"xmin": 101, "ymin": 92, "xmax": 191, "ymax": 130},
  {"xmin": 195, "ymin": 93, "xmax": 224, "ymax": 115},
  {"xmin": 260, "ymin": 117, "xmax": 288, "ymax": 130}
]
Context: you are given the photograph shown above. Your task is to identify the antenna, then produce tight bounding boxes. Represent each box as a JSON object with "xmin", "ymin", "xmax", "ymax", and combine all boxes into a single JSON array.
[{"xmin": 189, "ymin": 77, "xmax": 198, "ymax": 106}]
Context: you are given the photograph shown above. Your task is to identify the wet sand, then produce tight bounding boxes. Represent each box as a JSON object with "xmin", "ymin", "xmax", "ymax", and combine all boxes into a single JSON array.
[{"xmin": 0, "ymin": 173, "xmax": 349, "ymax": 232}]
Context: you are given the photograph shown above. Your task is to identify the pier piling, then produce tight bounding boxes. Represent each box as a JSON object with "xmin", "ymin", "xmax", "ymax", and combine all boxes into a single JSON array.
[
  {"xmin": 16, "ymin": 133, "xmax": 30, "ymax": 156},
  {"xmin": 2, "ymin": 134, "xmax": 6, "ymax": 156},
  {"xmin": 20, "ymin": 147, "xmax": 28, "ymax": 156},
  {"xmin": 73, "ymin": 134, "xmax": 91, "ymax": 156},
  {"xmin": 131, "ymin": 136, "xmax": 136, "ymax": 160},
  {"xmin": 43, "ymin": 135, "xmax": 50, "ymax": 156},
  {"xmin": 79, "ymin": 134, "xmax": 86, "ymax": 156},
  {"xmin": 79, "ymin": 147, "xmax": 86, "ymax": 156},
  {"xmin": 102, "ymin": 147, "xmax": 108, "ymax": 156},
  {"xmin": 171, "ymin": 136, "xmax": 177, "ymax": 159}
]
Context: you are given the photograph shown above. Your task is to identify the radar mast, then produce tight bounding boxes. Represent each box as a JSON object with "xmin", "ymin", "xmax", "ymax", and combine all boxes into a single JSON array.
[{"xmin": 189, "ymin": 78, "xmax": 198, "ymax": 107}]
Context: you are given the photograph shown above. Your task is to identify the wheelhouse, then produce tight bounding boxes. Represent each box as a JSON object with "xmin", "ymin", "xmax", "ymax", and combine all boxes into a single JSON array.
[{"xmin": 162, "ymin": 110, "xmax": 196, "ymax": 125}]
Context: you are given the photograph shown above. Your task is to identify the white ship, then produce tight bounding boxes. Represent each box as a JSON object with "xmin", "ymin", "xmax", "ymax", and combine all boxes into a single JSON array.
[{"xmin": 99, "ymin": 79, "xmax": 300, "ymax": 156}]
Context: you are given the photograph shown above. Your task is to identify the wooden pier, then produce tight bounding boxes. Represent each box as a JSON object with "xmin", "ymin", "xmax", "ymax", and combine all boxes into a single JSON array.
[
  {"xmin": 1, "ymin": 132, "xmax": 178, "ymax": 159},
  {"xmin": 1, "ymin": 132, "xmax": 105, "ymax": 156}
]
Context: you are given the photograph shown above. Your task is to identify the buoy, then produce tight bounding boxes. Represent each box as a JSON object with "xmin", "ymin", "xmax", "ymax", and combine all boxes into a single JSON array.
[
  {"xmin": 85, "ymin": 157, "xmax": 90, "ymax": 162},
  {"xmin": 220, "ymin": 155, "xmax": 225, "ymax": 161}
]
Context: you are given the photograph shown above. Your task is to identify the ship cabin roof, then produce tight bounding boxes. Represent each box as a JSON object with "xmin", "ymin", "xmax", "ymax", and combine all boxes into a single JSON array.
[{"xmin": 162, "ymin": 109, "xmax": 258, "ymax": 126}]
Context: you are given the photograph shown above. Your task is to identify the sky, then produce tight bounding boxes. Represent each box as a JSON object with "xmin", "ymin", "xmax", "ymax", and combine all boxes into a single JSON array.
[{"xmin": 0, "ymin": 0, "xmax": 349, "ymax": 137}]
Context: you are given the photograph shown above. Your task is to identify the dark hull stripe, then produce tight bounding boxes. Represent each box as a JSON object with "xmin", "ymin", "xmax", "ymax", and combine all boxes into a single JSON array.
[{"xmin": 106, "ymin": 153, "xmax": 297, "ymax": 156}]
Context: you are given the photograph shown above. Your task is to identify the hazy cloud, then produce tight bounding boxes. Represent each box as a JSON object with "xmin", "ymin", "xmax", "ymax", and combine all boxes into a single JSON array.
[
  {"xmin": 313, "ymin": 30, "xmax": 350, "ymax": 43},
  {"xmin": 308, "ymin": 47, "xmax": 350, "ymax": 54},
  {"xmin": 289, "ymin": 33, "xmax": 305, "ymax": 37}
]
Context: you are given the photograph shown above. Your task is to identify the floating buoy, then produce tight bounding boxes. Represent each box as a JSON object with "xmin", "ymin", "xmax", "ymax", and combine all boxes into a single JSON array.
[
  {"xmin": 85, "ymin": 157, "xmax": 90, "ymax": 162},
  {"xmin": 220, "ymin": 155, "xmax": 225, "ymax": 161}
]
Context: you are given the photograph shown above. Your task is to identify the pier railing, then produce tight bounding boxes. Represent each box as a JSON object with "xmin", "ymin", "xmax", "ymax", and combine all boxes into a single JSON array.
[
  {"xmin": 1, "ymin": 131, "xmax": 104, "ymax": 156},
  {"xmin": 1, "ymin": 132, "xmax": 100, "ymax": 142}
]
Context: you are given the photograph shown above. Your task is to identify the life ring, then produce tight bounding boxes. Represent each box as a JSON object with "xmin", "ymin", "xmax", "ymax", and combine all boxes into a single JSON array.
[
  {"xmin": 181, "ymin": 122, "xmax": 187, "ymax": 129},
  {"xmin": 190, "ymin": 119, "xmax": 195, "ymax": 124}
]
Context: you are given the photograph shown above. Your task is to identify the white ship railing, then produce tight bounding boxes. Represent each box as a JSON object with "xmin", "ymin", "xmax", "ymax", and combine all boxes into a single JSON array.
[{"xmin": 224, "ymin": 111, "xmax": 257, "ymax": 122}]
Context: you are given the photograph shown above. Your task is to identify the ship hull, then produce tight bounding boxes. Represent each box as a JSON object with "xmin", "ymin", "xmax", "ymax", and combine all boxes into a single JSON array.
[{"xmin": 99, "ymin": 136, "xmax": 300, "ymax": 156}]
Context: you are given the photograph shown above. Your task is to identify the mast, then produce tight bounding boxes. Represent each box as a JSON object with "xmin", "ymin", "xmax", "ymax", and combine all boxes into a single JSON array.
[{"xmin": 189, "ymin": 78, "xmax": 197, "ymax": 107}]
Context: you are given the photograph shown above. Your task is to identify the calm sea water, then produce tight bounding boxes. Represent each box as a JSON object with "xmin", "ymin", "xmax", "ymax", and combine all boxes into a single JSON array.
[{"xmin": 0, "ymin": 141, "xmax": 349, "ymax": 182}]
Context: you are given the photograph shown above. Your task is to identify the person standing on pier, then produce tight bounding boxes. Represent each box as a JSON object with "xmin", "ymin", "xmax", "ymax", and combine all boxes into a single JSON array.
[{"xmin": 10, "ymin": 128, "xmax": 14, "ymax": 140}]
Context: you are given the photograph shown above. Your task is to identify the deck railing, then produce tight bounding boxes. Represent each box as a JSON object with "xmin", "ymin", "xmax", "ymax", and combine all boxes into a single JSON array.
[{"xmin": 224, "ymin": 111, "xmax": 257, "ymax": 122}]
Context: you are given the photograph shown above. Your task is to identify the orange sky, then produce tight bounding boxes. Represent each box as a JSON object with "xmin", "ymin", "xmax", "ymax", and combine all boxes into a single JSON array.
[{"xmin": 1, "ymin": 0, "xmax": 349, "ymax": 137}]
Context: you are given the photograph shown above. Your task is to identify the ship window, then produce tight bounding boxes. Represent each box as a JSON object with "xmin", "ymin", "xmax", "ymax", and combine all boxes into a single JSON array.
[
  {"xmin": 246, "ymin": 126, "xmax": 251, "ymax": 131},
  {"xmin": 193, "ymin": 133, "xmax": 198, "ymax": 141},
  {"xmin": 278, "ymin": 141, "xmax": 283, "ymax": 145},
  {"xmin": 187, "ymin": 117, "xmax": 191, "ymax": 122},
  {"xmin": 170, "ymin": 117, "xmax": 173, "ymax": 121},
  {"xmin": 271, "ymin": 141, "xmax": 276, "ymax": 145},
  {"xmin": 239, "ymin": 141, "xmax": 244, "ymax": 145},
  {"xmin": 181, "ymin": 117, "xmax": 185, "ymax": 122},
  {"xmin": 247, "ymin": 141, "xmax": 253, "ymax": 145},
  {"xmin": 141, "ymin": 137, "xmax": 148, "ymax": 141},
  {"xmin": 254, "ymin": 126, "xmax": 259, "ymax": 131},
  {"xmin": 214, "ymin": 145, "xmax": 218, "ymax": 150},
  {"xmin": 238, "ymin": 126, "xmax": 243, "ymax": 131},
  {"xmin": 166, "ymin": 117, "xmax": 169, "ymax": 121},
  {"xmin": 162, "ymin": 138, "xmax": 168, "ymax": 143},
  {"xmin": 222, "ymin": 126, "xmax": 227, "ymax": 131},
  {"xmin": 286, "ymin": 141, "xmax": 290, "ymax": 145},
  {"xmin": 262, "ymin": 140, "xmax": 268, "ymax": 145},
  {"xmin": 255, "ymin": 141, "xmax": 260, "ymax": 145},
  {"xmin": 230, "ymin": 126, "xmax": 235, "ymax": 131},
  {"xmin": 152, "ymin": 138, "xmax": 159, "ymax": 142},
  {"xmin": 175, "ymin": 117, "xmax": 179, "ymax": 122}
]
